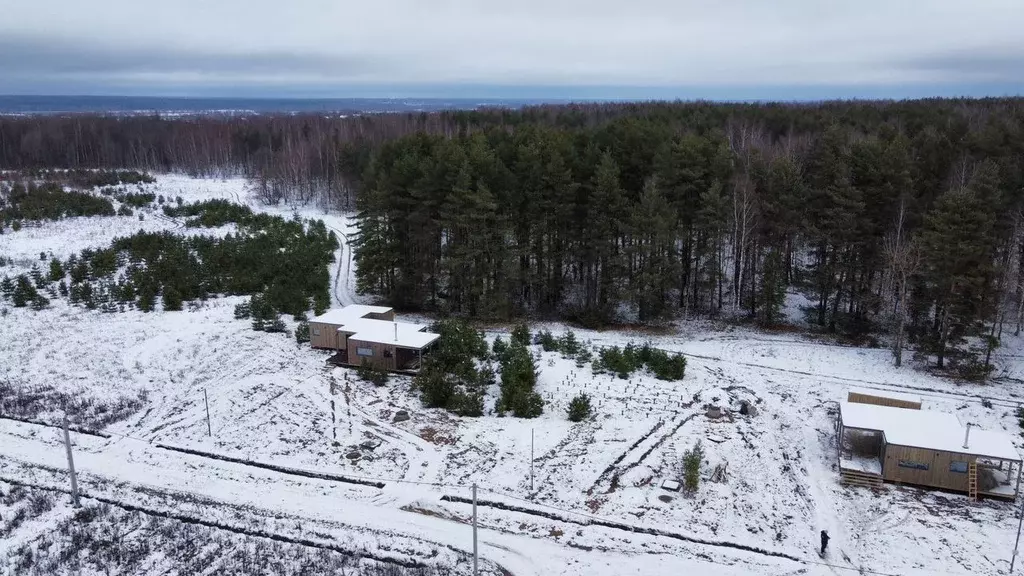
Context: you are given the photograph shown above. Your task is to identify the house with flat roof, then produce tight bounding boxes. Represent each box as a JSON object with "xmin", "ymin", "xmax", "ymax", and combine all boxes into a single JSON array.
[
  {"xmin": 309, "ymin": 305, "xmax": 439, "ymax": 373},
  {"xmin": 836, "ymin": 400, "xmax": 1021, "ymax": 499}
]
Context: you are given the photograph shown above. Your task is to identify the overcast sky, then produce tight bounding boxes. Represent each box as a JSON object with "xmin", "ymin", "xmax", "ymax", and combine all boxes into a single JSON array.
[{"xmin": 1, "ymin": 0, "xmax": 1023, "ymax": 98}]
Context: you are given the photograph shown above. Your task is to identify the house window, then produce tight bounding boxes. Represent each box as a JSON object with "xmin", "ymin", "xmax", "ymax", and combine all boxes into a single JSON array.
[
  {"xmin": 898, "ymin": 459, "xmax": 929, "ymax": 471},
  {"xmin": 312, "ymin": 327, "xmax": 320, "ymax": 336},
  {"xmin": 950, "ymin": 461, "xmax": 969, "ymax": 473},
  {"xmin": 356, "ymin": 347, "xmax": 374, "ymax": 357}
]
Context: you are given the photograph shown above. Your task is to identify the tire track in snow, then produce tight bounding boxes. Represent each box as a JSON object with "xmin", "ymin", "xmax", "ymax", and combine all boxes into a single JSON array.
[
  {"xmin": 326, "ymin": 220, "xmax": 356, "ymax": 307},
  {"xmin": 587, "ymin": 409, "xmax": 697, "ymax": 494},
  {"xmin": 587, "ymin": 419, "xmax": 667, "ymax": 493},
  {"xmin": 528, "ymin": 422, "xmax": 595, "ymax": 499},
  {"xmin": 151, "ymin": 210, "xmax": 184, "ymax": 230}
]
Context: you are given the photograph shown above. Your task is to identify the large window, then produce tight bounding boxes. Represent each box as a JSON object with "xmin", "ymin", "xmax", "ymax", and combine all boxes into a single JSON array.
[
  {"xmin": 898, "ymin": 459, "xmax": 929, "ymax": 471},
  {"xmin": 356, "ymin": 347, "xmax": 374, "ymax": 357},
  {"xmin": 949, "ymin": 461, "xmax": 969, "ymax": 473}
]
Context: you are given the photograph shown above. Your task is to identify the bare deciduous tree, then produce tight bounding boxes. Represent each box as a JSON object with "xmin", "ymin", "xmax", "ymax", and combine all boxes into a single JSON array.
[{"xmin": 883, "ymin": 198, "xmax": 920, "ymax": 367}]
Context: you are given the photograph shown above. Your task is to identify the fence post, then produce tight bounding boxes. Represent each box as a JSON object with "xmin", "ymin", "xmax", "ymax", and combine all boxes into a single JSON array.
[
  {"xmin": 204, "ymin": 389, "xmax": 212, "ymax": 436},
  {"xmin": 62, "ymin": 415, "xmax": 81, "ymax": 508},
  {"xmin": 472, "ymin": 483, "xmax": 478, "ymax": 576}
]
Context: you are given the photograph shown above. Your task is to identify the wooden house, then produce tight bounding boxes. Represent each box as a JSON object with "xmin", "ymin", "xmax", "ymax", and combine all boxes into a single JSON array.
[
  {"xmin": 836, "ymin": 401, "xmax": 1021, "ymax": 499},
  {"xmin": 309, "ymin": 305, "xmax": 439, "ymax": 373}
]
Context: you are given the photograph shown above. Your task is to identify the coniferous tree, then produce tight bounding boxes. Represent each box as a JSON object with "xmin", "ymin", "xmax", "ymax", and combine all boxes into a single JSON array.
[
  {"xmin": 498, "ymin": 342, "xmax": 543, "ymax": 418},
  {"xmin": 919, "ymin": 186, "xmax": 997, "ymax": 370},
  {"xmin": 12, "ymin": 275, "xmax": 35, "ymax": 307},
  {"xmin": 584, "ymin": 152, "xmax": 626, "ymax": 324},
  {"xmin": 510, "ymin": 324, "xmax": 531, "ymax": 347},
  {"xmin": 567, "ymin": 393, "xmax": 593, "ymax": 422},
  {"xmin": 162, "ymin": 286, "xmax": 183, "ymax": 311},
  {"xmin": 629, "ymin": 177, "xmax": 677, "ymax": 321},
  {"xmin": 804, "ymin": 127, "xmax": 864, "ymax": 331},
  {"xmin": 695, "ymin": 180, "xmax": 730, "ymax": 313},
  {"xmin": 30, "ymin": 266, "xmax": 44, "ymax": 289},
  {"xmin": 758, "ymin": 249, "xmax": 787, "ymax": 327},
  {"xmin": 48, "ymin": 258, "xmax": 64, "ymax": 282}
]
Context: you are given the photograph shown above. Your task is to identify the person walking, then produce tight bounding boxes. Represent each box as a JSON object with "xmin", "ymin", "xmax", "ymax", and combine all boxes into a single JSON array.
[{"xmin": 820, "ymin": 529, "xmax": 830, "ymax": 556}]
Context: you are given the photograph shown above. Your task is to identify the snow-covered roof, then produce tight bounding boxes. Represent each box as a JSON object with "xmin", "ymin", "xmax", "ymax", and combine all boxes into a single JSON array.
[
  {"xmin": 310, "ymin": 305, "xmax": 394, "ymax": 325},
  {"xmin": 847, "ymin": 387, "xmax": 922, "ymax": 405},
  {"xmin": 839, "ymin": 401, "xmax": 1020, "ymax": 461},
  {"xmin": 342, "ymin": 320, "xmax": 439, "ymax": 349},
  {"xmin": 310, "ymin": 305, "xmax": 439, "ymax": 349}
]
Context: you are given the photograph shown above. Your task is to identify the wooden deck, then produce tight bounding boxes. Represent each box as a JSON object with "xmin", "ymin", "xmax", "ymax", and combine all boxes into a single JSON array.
[
  {"xmin": 839, "ymin": 467, "xmax": 883, "ymax": 490},
  {"xmin": 325, "ymin": 350, "xmax": 421, "ymax": 375}
]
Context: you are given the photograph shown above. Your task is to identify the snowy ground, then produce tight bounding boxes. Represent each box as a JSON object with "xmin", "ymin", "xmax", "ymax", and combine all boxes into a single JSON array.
[{"xmin": 3, "ymin": 174, "xmax": 1024, "ymax": 575}]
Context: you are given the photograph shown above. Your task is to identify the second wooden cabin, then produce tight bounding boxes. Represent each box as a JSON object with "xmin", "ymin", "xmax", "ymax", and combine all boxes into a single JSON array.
[
  {"xmin": 309, "ymin": 305, "xmax": 440, "ymax": 373},
  {"xmin": 837, "ymin": 392, "xmax": 1021, "ymax": 499}
]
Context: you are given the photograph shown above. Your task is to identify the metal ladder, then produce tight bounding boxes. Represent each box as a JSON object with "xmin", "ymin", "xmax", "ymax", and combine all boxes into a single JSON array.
[{"xmin": 968, "ymin": 461, "xmax": 979, "ymax": 501}]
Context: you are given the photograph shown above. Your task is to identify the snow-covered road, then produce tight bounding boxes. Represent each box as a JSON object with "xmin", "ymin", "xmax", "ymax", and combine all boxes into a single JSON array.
[{"xmin": 0, "ymin": 418, "xmax": 809, "ymax": 576}]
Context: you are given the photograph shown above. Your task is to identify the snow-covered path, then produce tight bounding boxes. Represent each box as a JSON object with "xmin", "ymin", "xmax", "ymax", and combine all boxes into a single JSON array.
[{"xmin": 327, "ymin": 218, "xmax": 360, "ymax": 307}]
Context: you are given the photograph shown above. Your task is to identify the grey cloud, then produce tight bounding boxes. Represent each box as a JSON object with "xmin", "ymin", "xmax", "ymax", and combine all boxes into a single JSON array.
[
  {"xmin": 899, "ymin": 48, "xmax": 1024, "ymax": 81},
  {"xmin": 0, "ymin": 34, "xmax": 386, "ymax": 79}
]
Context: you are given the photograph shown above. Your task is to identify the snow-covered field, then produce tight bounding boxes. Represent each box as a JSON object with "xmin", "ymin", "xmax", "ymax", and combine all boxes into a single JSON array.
[{"xmin": 3, "ymin": 174, "xmax": 1024, "ymax": 575}]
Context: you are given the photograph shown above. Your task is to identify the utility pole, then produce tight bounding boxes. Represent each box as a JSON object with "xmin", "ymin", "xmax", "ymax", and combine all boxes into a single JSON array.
[
  {"xmin": 472, "ymin": 483, "xmax": 478, "ymax": 576},
  {"xmin": 530, "ymin": 428, "xmax": 535, "ymax": 495},
  {"xmin": 62, "ymin": 415, "xmax": 80, "ymax": 508},
  {"xmin": 204, "ymin": 389, "xmax": 212, "ymax": 436},
  {"xmin": 1012, "ymin": 493, "xmax": 1024, "ymax": 572}
]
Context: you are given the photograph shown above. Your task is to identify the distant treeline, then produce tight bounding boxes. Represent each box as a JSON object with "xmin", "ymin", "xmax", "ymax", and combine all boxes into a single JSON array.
[
  {"xmin": 0, "ymin": 113, "xmax": 457, "ymax": 208},
  {"xmin": 3, "ymin": 99, "xmax": 1020, "ymax": 209}
]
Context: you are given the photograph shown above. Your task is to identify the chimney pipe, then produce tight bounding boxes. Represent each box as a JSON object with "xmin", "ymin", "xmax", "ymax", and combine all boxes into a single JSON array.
[
  {"xmin": 963, "ymin": 423, "xmax": 971, "ymax": 449},
  {"xmin": 394, "ymin": 321, "xmax": 398, "ymax": 342}
]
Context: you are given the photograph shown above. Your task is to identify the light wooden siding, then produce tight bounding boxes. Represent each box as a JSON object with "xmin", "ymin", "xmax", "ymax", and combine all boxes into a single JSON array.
[
  {"xmin": 336, "ymin": 331, "xmax": 355, "ymax": 350},
  {"xmin": 882, "ymin": 444, "xmax": 975, "ymax": 492},
  {"xmin": 309, "ymin": 322, "xmax": 342, "ymax": 350},
  {"xmin": 348, "ymin": 338, "xmax": 397, "ymax": 371},
  {"xmin": 848, "ymin": 391, "xmax": 921, "ymax": 410}
]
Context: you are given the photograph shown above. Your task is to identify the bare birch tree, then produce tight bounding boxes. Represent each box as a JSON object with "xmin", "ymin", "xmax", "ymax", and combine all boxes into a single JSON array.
[{"xmin": 883, "ymin": 198, "xmax": 920, "ymax": 367}]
